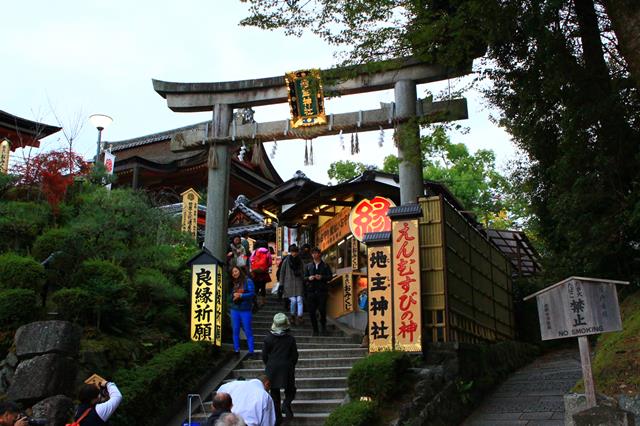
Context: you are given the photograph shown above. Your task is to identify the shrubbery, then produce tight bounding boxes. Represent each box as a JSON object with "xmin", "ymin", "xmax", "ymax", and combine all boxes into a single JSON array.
[
  {"xmin": 110, "ymin": 342, "xmax": 224, "ymax": 426},
  {"xmin": 347, "ymin": 351, "xmax": 411, "ymax": 402},
  {"xmin": 51, "ymin": 288, "xmax": 93, "ymax": 323},
  {"xmin": 325, "ymin": 400, "xmax": 378, "ymax": 426},
  {"xmin": 0, "ymin": 289, "xmax": 38, "ymax": 327},
  {"xmin": 0, "ymin": 201, "xmax": 51, "ymax": 253},
  {"xmin": 0, "ymin": 252, "xmax": 45, "ymax": 293}
]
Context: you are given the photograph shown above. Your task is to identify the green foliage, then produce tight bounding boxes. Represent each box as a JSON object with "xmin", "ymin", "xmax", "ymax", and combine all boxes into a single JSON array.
[
  {"xmin": 325, "ymin": 400, "xmax": 378, "ymax": 426},
  {"xmin": 32, "ymin": 227, "xmax": 82, "ymax": 285},
  {"xmin": 573, "ymin": 290, "xmax": 640, "ymax": 395},
  {"xmin": 51, "ymin": 288, "xmax": 93, "ymax": 324},
  {"xmin": 131, "ymin": 268, "xmax": 187, "ymax": 332},
  {"xmin": 0, "ymin": 289, "xmax": 38, "ymax": 327},
  {"xmin": 72, "ymin": 259, "xmax": 132, "ymax": 332},
  {"xmin": 0, "ymin": 201, "xmax": 51, "ymax": 253},
  {"xmin": 0, "ymin": 174, "xmax": 17, "ymax": 197},
  {"xmin": 327, "ymin": 160, "xmax": 372, "ymax": 183},
  {"xmin": 347, "ymin": 351, "xmax": 410, "ymax": 402},
  {"xmin": 110, "ymin": 342, "xmax": 223, "ymax": 426},
  {"xmin": 0, "ymin": 252, "xmax": 45, "ymax": 293}
]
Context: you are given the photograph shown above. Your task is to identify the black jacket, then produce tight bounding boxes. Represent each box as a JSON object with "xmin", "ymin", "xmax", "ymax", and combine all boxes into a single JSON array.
[
  {"xmin": 262, "ymin": 331, "xmax": 298, "ymax": 389},
  {"xmin": 74, "ymin": 405, "xmax": 106, "ymax": 426},
  {"xmin": 304, "ymin": 260, "xmax": 333, "ymax": 294}
]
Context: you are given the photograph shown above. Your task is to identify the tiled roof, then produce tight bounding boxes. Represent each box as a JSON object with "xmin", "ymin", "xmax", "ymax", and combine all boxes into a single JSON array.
[
  {"xmin": 362, "ymin": 231, "xmax": 392, "ymax": 244},
  {"xmin": 387, "ymin": 203, "xmax": 423, "ymax": 219},
  {"xmin": 108, "ymin": 121, "xmax": 207, "ymax": 152}
]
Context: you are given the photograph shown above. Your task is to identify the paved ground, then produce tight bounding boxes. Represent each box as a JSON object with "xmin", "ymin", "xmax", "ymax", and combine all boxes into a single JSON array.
[{"xmin": 463, "ymin": 348, "xmax": 582, "ymax": 425}]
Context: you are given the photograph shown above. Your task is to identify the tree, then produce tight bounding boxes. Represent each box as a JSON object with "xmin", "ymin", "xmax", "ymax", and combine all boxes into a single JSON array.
[
  {"xmin": 241, "ymin": 0, "xmax": 640, "ymax": 283},
  {"xmin": 11, "ymin": 149, "xmax": 89, "ymax": 216},
  {"xmin": 383, "ymin": 126, "xmax": 515, "ymax": 227},
  {"xmin": 327, "ymin": 160, "xmax": 372, "ymax": 183}
]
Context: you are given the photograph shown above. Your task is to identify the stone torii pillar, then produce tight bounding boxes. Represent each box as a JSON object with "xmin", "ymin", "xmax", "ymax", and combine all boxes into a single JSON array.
[
  {"xmin": 205, "ymin": 104, "xmax": 232, "ymax": 260},
  {"xmin": 395, "ymin": 79, "xmax": 423, "ymax": 204}
]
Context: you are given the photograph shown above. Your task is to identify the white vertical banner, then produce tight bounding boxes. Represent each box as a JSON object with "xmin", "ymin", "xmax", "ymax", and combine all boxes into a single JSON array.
[{"xmin": 103, "ymin": 151, "xmax": 116, "ymax": 190}]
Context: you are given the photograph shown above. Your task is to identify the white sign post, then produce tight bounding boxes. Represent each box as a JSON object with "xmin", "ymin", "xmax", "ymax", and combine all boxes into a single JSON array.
[{"xmin": 524, "ymin": 276, "xmax": 628, "ymax": 408}]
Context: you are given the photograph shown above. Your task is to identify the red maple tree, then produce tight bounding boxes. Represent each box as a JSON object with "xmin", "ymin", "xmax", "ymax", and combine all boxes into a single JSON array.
[{"xmin": 12, "ymin": 149, "xmax": 90, "ymax": 215}]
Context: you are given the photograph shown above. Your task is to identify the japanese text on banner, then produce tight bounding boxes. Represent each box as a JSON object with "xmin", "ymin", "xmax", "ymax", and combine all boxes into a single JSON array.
[{"xmin": 367, "ymin": 246, "xmax": 393, "ymax": 352}]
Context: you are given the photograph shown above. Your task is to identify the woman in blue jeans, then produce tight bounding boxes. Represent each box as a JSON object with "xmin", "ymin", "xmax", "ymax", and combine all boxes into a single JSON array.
[{"xmin": 229, "ymin": 265, "xmax": 256, "ymax": 358}]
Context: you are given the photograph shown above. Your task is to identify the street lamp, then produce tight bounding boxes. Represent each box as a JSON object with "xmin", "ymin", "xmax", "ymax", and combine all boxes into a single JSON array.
[{"xmin": 89, "ymin": 114, "xmax": 113, "ymax": 162}]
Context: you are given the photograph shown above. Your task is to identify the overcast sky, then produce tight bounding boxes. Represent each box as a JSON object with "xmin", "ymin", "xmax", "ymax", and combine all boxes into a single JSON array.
[{"xmin": 3, "ymin": 0, "xmax": 516, "ymax": 184}]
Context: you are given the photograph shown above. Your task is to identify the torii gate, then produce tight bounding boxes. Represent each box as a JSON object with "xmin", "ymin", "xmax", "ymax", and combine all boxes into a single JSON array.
[{"xmin": 152, "ymin": 57, "xmax": 472, "ymax": 260}]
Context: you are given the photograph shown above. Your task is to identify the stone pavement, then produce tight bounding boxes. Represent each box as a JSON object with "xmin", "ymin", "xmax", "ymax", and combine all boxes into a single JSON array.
[{"xmin": 463, "ymin": 348, "xmax": 582, "ymax": 425}]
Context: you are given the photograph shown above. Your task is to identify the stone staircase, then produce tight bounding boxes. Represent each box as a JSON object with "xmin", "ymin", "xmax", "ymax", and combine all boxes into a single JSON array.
[{"xmin": 189, "ymin": 295, "xmax": 366, "ymax": 426}]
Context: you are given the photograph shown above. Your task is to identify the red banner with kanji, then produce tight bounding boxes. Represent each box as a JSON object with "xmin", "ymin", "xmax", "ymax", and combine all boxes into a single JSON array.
[{"xmin": 391, "ymin": 219, "xmax": 422, "ymax": 352}]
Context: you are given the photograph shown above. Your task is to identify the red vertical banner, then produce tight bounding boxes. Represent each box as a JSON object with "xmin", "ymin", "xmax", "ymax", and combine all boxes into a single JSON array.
[
  {"xmin": 367, "ymin": 245, "xmax": 393, "ymax": 352},
  {"xmin": 391, "ymin": 219, "xmax": 422, "ymax": 352}
]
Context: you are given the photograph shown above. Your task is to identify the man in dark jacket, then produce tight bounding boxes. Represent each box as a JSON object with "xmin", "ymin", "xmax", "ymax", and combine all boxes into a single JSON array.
[
  {"xmin": 262, "ymin": 313, "xmax": 298, "ymax": 425},
  {"xmin": 304, "ymin": 247, "xmax": 333, "ymax": 336},
  {"xmin": 205, "ymin": 392, "xmax": 233, "ymax": 426}
]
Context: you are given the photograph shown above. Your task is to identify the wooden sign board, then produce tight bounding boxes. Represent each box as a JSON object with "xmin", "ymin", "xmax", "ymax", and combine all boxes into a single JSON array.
[
  {"xmin": 351, "ymin": 238, "xmax": 359, "ymax": 271},
  {"xmin": 343, "ymin": 273, "xmax": 354, "ymax": 313},
  {"xmin": 181, "ymin": 188, "xmax": 200, "ymax": 238},
  {"xmin": 316, "ymin": 207, "xmax": 351, "ymax": 252},
  {"xmin": 367, "ymin": 245, "xmax": 393, "ymax": 352},
  {"xmin": 529, "ymin": 277, "xmax": 625, "ymax": 341},
  {"xmin": 391, "ymin": 219, "xmax": 422, "ymax": 352},
  {"xmin": 190, "ymin": 263, "xmax": 223, "ymax": 345},
  {"xmin": 84, "ymin": 373, "xmax": 107, "ymax": 387},
  {"xmin": 0, "ymin": 140, "xmax": 11, "ymax": 174}
]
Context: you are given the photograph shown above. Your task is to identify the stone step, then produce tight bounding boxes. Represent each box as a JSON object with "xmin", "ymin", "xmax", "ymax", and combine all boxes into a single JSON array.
[
  {"xmin": 206, "ymin": 387, "xmax": 347, "ymax": 402},
  {"xmin": 223, "ymin": 376, "xmax": 347, "ymax": 389},
  {"xmin": 253, "ymin": 334, "xmax": 356, "ymax": 344},
  {"xmin": 286, "ymin": 412, "xmax": 331, "ymax": 426},
  {"xmin": 230, "ymin": 366, "xmax": 352, "ymax": 379},
  {"xmin": 291, "ymin": 399, "xmax": 343, "ymax": 413},
  {"xmin": 241, "ymin": 356, "xmax": 363, "ymax": 369},
  {"xmin": 256, "ymin": 347, "xmax": 367, "ymax": 359},
  {"xmin": 254, "ymin": 341, "xmax": 361, "ymax": 350}
]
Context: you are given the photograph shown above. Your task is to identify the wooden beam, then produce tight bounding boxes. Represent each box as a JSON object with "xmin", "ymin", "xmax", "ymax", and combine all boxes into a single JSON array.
[{"xmin": 170, "ymin": 98, "xmax": 467, "ymax": 152}]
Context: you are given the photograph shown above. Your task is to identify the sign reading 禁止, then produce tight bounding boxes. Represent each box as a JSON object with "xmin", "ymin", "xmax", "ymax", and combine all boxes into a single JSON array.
[
  {"xmin": 0, "ymin": 139, "xmax": 11, "ymax": 174},
  {"xmin": 343, "ymin": 273, "xmax": 353, "ymax": 313},
  {"xmin": 188, "ymin": 249, "xmax": 224, "ymax": 346},
  {"xmin": 527, "ymin": 277, "xmax": 626, "ymax": 341},
  {"xmin": 316, "ymin": 207, "xmax": 351, "ymax": 252},
  {"xmin": 349, "ymin": 196, "xmax": 396, "ymax": 242},
  {"xmin": 391, "ymin": 219, "xmax": 422, "ymax": 352},
  {"xmin": 368, "ymin": 245, "xmax": 393, "ymax": 352},
  {"xmin": 285, "ymin": 69, "xmax": 327, "ymax": 128},
  {"xmin": 181, "ymin": 188, "xmax": 200, "ymax": 239}
]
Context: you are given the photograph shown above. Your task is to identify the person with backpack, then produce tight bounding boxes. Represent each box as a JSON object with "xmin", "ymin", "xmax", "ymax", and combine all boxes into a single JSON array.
[
  {"xmin": 250, "ymin": 241, "xmax": 272, "ymax": 308},
  {"xmin": 73, "ymin": 381, "xmax": 123, "ymax": 425}
]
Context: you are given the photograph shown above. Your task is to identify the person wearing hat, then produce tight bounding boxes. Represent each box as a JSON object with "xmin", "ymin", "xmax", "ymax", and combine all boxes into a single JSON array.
[{"xmin": 261, "ymin": 313, "xmax": 298, "ymax": 425}]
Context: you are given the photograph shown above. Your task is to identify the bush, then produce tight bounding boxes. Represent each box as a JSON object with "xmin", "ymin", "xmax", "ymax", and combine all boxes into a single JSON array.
[
  {"xmin": 325, "ymin": 400, "xmax": 378, "ymax": 426},
  {"xmin": 0, "ymin": 289, "xmax": 38, "ymax": 327},
  {"xmin": 0, "ymin": 252, "xmax": 45, "ymax": 293},
  {"xmin": 132, "ymin": 268, "xmax": 187, "ymax": 305},
  {"xmin": 347, "ymin": 351, "xmax": 411, "ymax": 402},
  {"xmin": 110, "ymin": 342, "xmax": 224, "ymax": 426},
  {"xmin": 32, "ymin": 227, "xmax": 84, "ymax": 287},
  {"xmin": 72, "ymin": 259, "xmax": 132, "ymax": 331},
  {"xmin": 0, "ymin": 201, "xmax": 51, "ymax": 253},
  {"xmin": 51, "ymin": 288, "xmax": 93, "ymax": 324}
]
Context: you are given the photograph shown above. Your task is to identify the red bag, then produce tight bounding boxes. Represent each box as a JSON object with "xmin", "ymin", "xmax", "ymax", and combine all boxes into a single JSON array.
[
  {"xmin": 66, "ymin": 408, "xmax": 91, "ymax": 426},
  {"xmin": 251, "ymin": 249, "xmax": 270, "ymax": 273}
]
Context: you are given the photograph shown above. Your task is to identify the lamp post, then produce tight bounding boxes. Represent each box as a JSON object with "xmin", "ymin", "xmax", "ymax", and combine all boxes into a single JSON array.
[{"xmin": 89, "ymin": 114, "xmax": 113, "ymax": 162}]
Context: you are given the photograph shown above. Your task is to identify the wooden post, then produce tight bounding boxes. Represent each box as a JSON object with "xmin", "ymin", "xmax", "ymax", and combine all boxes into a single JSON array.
[{"xmin": 578, "ymin": 336, "xmax": 596, "ymax": 408}]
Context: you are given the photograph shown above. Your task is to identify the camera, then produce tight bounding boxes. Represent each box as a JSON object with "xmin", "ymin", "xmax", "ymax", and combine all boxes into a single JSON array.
[{"xmin": 19, "ymin": 415, "xmax": 47, "ymax": 426}]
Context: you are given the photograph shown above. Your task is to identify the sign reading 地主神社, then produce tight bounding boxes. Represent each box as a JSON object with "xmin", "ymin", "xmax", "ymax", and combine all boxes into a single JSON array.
[
  {"xmin": 367, "ymin": 245, "xmax": 393, "ymax": 352},
  {"xmin": 285, "ymin": 69, "xmax": 327, "ymax": 128},
  {"xmin": 525, "ymin": 276, "xmax": 627, "ymax": 341}
]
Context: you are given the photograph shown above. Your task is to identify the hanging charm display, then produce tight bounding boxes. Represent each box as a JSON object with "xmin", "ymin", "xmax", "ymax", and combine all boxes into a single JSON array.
[
  {"xmin": 238, "ymin": 142, "xmax": 247, "ymax": 162},
  {"xmin": 350, "ymin": 133, "xmax": 355, "ymax": 155},
  {"xmin": 354, "ymin": 132, "xmax": 360, "ymax": 154},
  {"xmin": 378, "ymin": 126, "xmax": 385, "ymax": 147},
  {"xmin": 339, "ymin": 130, "xmax": 345, "ymax": 151},
  {"xmin": 270, "ymin": 138, "xmax": 278, "ymax": 159}
]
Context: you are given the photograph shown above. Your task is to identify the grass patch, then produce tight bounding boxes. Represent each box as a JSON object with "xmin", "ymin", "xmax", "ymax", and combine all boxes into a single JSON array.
[{"xmin": 574, "ymin": 290, "xmax": 640, "ymax": 396}]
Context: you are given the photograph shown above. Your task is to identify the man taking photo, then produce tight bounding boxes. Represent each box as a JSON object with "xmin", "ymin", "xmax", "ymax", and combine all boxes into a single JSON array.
[{"xmin": 0, "ymin": 402, "xmax": 27, "ymax": 426}]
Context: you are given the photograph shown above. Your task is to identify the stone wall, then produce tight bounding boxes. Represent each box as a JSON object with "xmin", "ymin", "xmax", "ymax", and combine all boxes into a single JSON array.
[{"xmin": 0, "ymin": 321, "xmax": 81, "ymax": 425}]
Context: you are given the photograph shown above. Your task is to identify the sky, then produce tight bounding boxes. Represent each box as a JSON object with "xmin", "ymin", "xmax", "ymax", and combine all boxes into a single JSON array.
[{"xmin": 3, "ymin": 0, "xmax": 516, "ymax": 184}]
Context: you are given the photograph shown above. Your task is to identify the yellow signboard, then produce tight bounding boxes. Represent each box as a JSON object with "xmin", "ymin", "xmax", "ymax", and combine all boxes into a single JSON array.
[
  {"xmin": 285, "ymin": 69, "xmax": 327, "ymax": 128},
  {"xmin": 181, "ymin": 188, "xmax": 200, "ymax": 238},
  {"xmin": 190, "ymin": 263, "xmax": 223, "ymax": 345},
  {"xmin": 368, "ymin": 245, "xmax": 393, "ymax": 352},
  {"xmin": 351, "ymin": 238, "xmax": 359, "ymax": 271},
  {"xmin": 316, "ymin": 207, "xmax": 351, "ymax": 252},
  {"xmin": 0, "ymin": 140, "xmax": 11, "ymax": 174},
  {"xmin": 391, "ymin": 219, "xmax": 422, "ymax": 352},
  {"xmin": 343, "ymin": 273, "xmax": 354, "ymax": 313}
]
